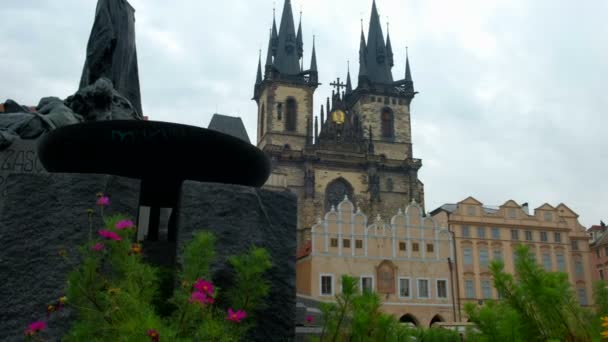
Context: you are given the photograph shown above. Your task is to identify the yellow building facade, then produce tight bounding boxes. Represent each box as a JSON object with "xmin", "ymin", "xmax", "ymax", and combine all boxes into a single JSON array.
[
  {"xmin": 431, "ymin": 197, "xmax": 593, "ymax": 313},
  {"xmin": 297, "ymin": 197, "xmax": 457, "ymax": 327}
]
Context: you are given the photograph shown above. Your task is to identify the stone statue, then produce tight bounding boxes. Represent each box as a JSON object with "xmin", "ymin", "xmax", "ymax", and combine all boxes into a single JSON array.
[{"xmin": 79, "ymin": 0, "xmax": 143, "ymax": 118}]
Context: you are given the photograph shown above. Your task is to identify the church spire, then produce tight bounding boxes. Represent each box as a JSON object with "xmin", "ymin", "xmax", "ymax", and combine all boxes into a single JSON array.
[
  {"xmin": 256, "ymin": 49, "xmax": 262, "ymax": 85},
  {"xmin": 271, "ymin": 7, "xmax": 279, "ymax": 56},
  {"xmin": 405, "ymin": 46, "xmax": 412, "ymax": 82},
  {"xmin": 265, "ymin": 29, "xmax": 273, "ymax": 68},
  {"xmin": 296, "ymin": 11, "xmax": 303, "ymax": 59},
  {"xmin": 365, "ymin": 0, "xmax": 392, "ymax": 84},
  {"xmin": 310, "ymin": 35, "xmax": 317, "ymax": 72},
  {"xmin": 358, "ymin": 25, "xmax": 367, "ymax": 78},
  {"xmin": 274, "ymin": 0, "xmax": 300, "ymax": 75},
  {"xmin": 386, "ymin": 22, "xmax": 394, "ymax": 68},
  {"xmin": 346, "ymin": 61, "xmax": 353, "ymax": 94}
]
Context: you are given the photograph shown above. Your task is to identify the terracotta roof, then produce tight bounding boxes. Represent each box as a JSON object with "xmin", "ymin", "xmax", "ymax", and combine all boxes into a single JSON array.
[
  {"xmin": 588, "ymin": 225, "xmax": 604, "ymax": 232},
  {"xmin": 296, "ymin": 240, "xmax": 312, "ymax": 259}
]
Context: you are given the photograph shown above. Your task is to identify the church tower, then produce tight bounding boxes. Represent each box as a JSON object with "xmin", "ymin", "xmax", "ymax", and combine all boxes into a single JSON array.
[{"xmin": 253, "ymin": 0, "xmax": 319, "ymax": 152}]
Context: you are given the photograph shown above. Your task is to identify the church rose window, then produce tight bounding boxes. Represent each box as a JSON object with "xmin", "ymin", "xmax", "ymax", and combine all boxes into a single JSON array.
[
  {"xmin": 286, "ymin": 98, "xmax": 297, "ymax": 131},
  {"xmin": 325, "ymin": 178, "xmax": 353, "ymax": 212},
  {"xmin": 381, "ymin": 107, "xmax": 394, "ymax": 138}
]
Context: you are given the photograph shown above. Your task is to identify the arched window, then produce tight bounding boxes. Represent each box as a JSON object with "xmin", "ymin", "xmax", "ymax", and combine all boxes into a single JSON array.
[
  {"xmin": 325, "ymin": 177, "xmax": 353, "ymax": 212},
  {"xmin": 259, "ymin": 103, "xmax": 265, "ymax": 138},
  {"xmin": 381, "ymin": 107, "xmax": 394, "ymax": 138},
  {"xmin": 286, "ymin": 98, "xmax": 297, "ymax": 132},
  {"xmin": 399, "ymin": 314, "xmax": 419, "ymax": 327}
]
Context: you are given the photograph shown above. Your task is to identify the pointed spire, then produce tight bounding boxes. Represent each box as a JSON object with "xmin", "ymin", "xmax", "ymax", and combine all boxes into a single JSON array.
[
  {"xmin": 386, "ymin": 22, "xmax": 394, "ymax": 68},
  {"xmin": 326, "ymin": 97, "xmax": 331, "ymax": 114},
  {"xmin": 346, "ymin": 60, "xmax": 353, "ymax": 94},
  {"xmin": 365, "ymin": 0, "xmax": 393, "ymax": 84},
  {"xmin": 296, "ymin": 11, "xmax": 303, "ymax": 58},
  {"xmin": 320, "ymin": 104, "xmax": 325, "ymax": 125},
  {"xmin": 310, "ymin": 35, "xmax": 317, "ymax": 72},
  {"xmin": 256, "ymin": 49, "xmax": 263, "ymax": 85},
  {"xmin": 274, "ymin": 0, "xmax": 300, "ymax": 75},
  {"xmin": 358, "ymin": 25, "xmax": 367, "ymax": 78},
  {"xmin": 405, "ymin": 46, "xmax": 412, "ymax": 82},
  {"xmin": 271, "ymin": 7, "xmax": 279, "ymax": 55},
  {"xmin": 265, "ymin": 29, "xmax": 273, "ymax": 67}
]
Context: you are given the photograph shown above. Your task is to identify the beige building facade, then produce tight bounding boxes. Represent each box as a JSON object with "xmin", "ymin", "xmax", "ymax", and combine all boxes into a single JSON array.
[
  {"xmin": 431, "ymin": 197, "xmax": 593, "ymax": 312},
  {"xmin": 297, "ymin": 197, "xmax": 457, "ymax": 327}
]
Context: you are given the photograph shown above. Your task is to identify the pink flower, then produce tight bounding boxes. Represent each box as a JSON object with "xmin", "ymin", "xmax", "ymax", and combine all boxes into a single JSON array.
[
  {"xmin": 189, "ymin": 291, "xmax": 215, "ymax": 305},
  {"xmin": 115, "ymin": 219, "xmax": 135, "ymax": 230},
  {"xmin": 91, "ymin": 242, "xmax": 105, "ymax": 251},
  {"xmin": 24, "ymin": 321, "xmax": 47, "ymax": 336},
  {"xmin": 98, "ymin": 229, "xmax": 122, "ymax": 241},
  {"xmin": 193, "ymin": 279, "xmax": 214, "ymax": 295},
  {"xmin": 306, "ymin": 315, "xmax": 314, "ymax": 324},
  {"xmin": 96, "ymin": 195, "xmax": 110, "ymax": 206},
  {"xmin": 226, "ymin": 308, "xmax": 247, "ymax": 323},
  {"xmin": 147, "ymin": 329, "xmax": 159, "ymax": 342}
]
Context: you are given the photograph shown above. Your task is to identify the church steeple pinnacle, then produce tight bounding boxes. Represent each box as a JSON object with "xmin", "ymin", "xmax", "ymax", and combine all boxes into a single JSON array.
[
  {"xmin": 346, "ymin": 60, "xmax": 353, "ymax": 94},
  {"xmin": 265, "ymin": 29, "xmax": 273, "ymax": 68},
  {"xmin": 405, "ymin": 46, "xmax": 412, "ymax": 82},
  {"xmin": 358, "ymin": 24, "xmax": 367, "ymax": 78},
  {"xmin": 271, "ymin": 8, "xmax": 279, "ymax": 56},
  {"xmin": 361, "ymin": 0, "xmax": 393, "ymax": 84},
  {"xmin": 310, "ymin": 35, "xmax": 318, "ymax": 72},
  {"xmin": 274, "ymin": 0, "xmax": 300, "ymax": 75},
  {"xmin": 296, "ymin": 11, "xmax": 303, "ymax": 59},
  {"xmin": 386, "ymin": 22, "xmax": 394, "ymax": 68},
  {"xmin": 256, "ymin": 49, "xmax": 262, "ymax": 85}
]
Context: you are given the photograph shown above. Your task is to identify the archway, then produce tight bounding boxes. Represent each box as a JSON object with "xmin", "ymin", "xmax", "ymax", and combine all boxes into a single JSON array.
[
  {"xmin": 399, "ymin": 313, "xmax": 419, "ymax": 327},
  {"xmin": 430, "ymin": 314, "xmax": 445, "ymax": 327}
]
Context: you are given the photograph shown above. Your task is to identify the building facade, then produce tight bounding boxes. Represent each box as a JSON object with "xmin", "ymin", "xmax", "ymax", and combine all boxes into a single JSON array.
[
  {"xmin": 431, "ymin": 197, "xmax": 593, "ymax": 309},
  {"xmin": 252, "ymin": 0, "xmax": 424, "ymax": 245},
  {"xmin": 588, "ymin": 223, "xmax": 608, "ymax": 282},
  {"xmin": 296, "ymin": 197, "xmax": 457, "ymax": 327}
]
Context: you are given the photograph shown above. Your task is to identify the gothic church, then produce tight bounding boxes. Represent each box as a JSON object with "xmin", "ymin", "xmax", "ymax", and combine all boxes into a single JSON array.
[{"xmin": 252, "ymin": 0, "xmax": 424, "ymax": 244}]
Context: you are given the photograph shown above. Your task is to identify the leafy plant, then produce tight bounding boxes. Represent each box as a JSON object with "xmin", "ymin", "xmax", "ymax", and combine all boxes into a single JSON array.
[{"xmin": 25, "ymin": 193, "xmax": 272, "ymax": 341}]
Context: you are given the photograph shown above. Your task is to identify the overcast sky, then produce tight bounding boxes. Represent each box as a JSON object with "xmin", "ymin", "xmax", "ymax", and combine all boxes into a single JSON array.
[{"xmin": 1, "ymin": 0, "xmax": 606, "ymax": 227}]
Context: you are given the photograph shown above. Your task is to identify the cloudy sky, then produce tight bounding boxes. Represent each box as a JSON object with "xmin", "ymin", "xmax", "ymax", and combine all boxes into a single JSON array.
[{"xmin": 1, "ymin": 0, "xmax": 606, "ymax": 227}]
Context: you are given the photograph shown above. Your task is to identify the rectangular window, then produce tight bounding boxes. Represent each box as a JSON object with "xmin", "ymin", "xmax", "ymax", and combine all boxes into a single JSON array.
[
  {"xmin": 479, "ymin": 249, "xmax": 489, "ymax": 267},
  {"xmin": 600, "ymin": 269, "xmax": 605, "ymax": 280},
  {"xmin": 330, "ymin": 238, "xmax": 338, "ymax": 247},
  {"xmin": 525, "ymin": 230, "xmax": 533, "ymax": 241},
  {"xmin": 355, "ymin": 240, "xmax": 363, "ymax": 249},
  {"xmin": 467, "ymin": 206, "xmax": 476, "ymax": 215},
  {"xmin": 491, "ymin": 227, "xmax": 500, "ymax": 239},
  {"xmin": 361, "ymin": 276, "xmax": 373, "ymax": 293},
  {"xmin": 437, "ymin": 280, "xmax": 448, "ymax": 299},
  {"xmin": 571, "ymin": 240, "xmax": 579, "ymax": 250},
  {"xmin": 597, "ymin": 250, "xmax": 601, "ymax": 258},
  {"xmin": 427, "ymin": 244, "xmax": 434, "ymax": 253},
  {"xmin": 462, "ymin": 226, "xmax": 470, "ymax": 238},
  {"xmin": 413, "ymin": 243, "xmax": 419, "ymax": 252},
  {"xmin": 465, "ymin": 280, "xmax": 475, "ymax": 298},
  {"xmin": 508, "ymin": 208, "xmax": 516, "ymax": 218},
  {"xmin": 554, "ymin": 232, "xmax": 561, "ymax": 243},
  {"xmin": 477, "ymin": 227, "xmax": 486, "ymax": 239},
  {"xmin": 343, "ymin": 239, "xmax": 351, "ymax": 248},
  {"xmin": 321, "ymin": 275, "xmax": 333, "ymax": 296},
  {"xmin": 493, "ymin": 249, "xmax": 503, "ymax": 261},
  {"xmin": 557, "ymin": 254, "xmax": 566, "ymax": 271},
  {"xmin": 578, "ymin": 288, "xmax": 588, "ymax": 305},
  {"xmin": 605, "ymin": 246, "xmax": 608, "ymax": 257},
  {"xmin": 370, "ymin": 96, "xmax": 376, "ymax": 102},
  {"xmin": 399, "ymin": 278, "xmax": 410, "ymax": 297},
  {"xmin": 542, "ymin": 253, "xmax": 552, "ymax": 271},
  {"xmin": 544, "ymin": 212, "xmax": 553, "ymax": 222},
  {"xmin": 511, "ymin": 230, "xmax": 519, "ymax": 241},
  {"xmin": 399, "ymin": 242, "xmax": 406, "ymax": 251},
  {"xmin": 540, "ymin": 231, "xmax": 548, "ymax": 242},
  {"xmin": 513, "ymin": 251, "xmax": 519, "ymax": 266},
  {"xmin": 417, "ymin": 279, "xmax": 429, "ymax": 298},
  {"xmin": 481, "ymin": 280, "xmax": 492, "ymax": 299},
  {"xmin": 463, "ymin": 247, "xmax": 473, "ymax": 265},
  {"xmin": 575, "ymin": 260, "xmax": 584, "ymax": 277}
]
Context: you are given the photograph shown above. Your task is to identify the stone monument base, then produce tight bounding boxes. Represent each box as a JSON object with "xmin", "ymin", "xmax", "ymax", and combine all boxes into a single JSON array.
[{"xmin": 0, "ymin": 173, "xmax": 296, "ymax": 341}]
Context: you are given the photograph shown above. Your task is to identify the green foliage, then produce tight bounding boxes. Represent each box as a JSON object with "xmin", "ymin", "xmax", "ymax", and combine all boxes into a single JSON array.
[
  {"xmin": 593, "ymin": 280, "xmax": 608, "ymax": 317},
  {"xmin": 467, "ymin": 245, "xmax": 598, "ymax": 342},
  {"xmin": 58, "ymin": 205, "xmax": 272, "ymax": 341},
  {"xmin": 316, "ymin": 275, "xmax": 460, "ymax": 342}
]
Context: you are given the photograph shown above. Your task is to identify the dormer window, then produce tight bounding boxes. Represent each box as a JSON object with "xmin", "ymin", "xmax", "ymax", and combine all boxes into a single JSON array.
[{"xmin": 381, "ymin": 107, "xmax": 394, "ymax": 138}]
